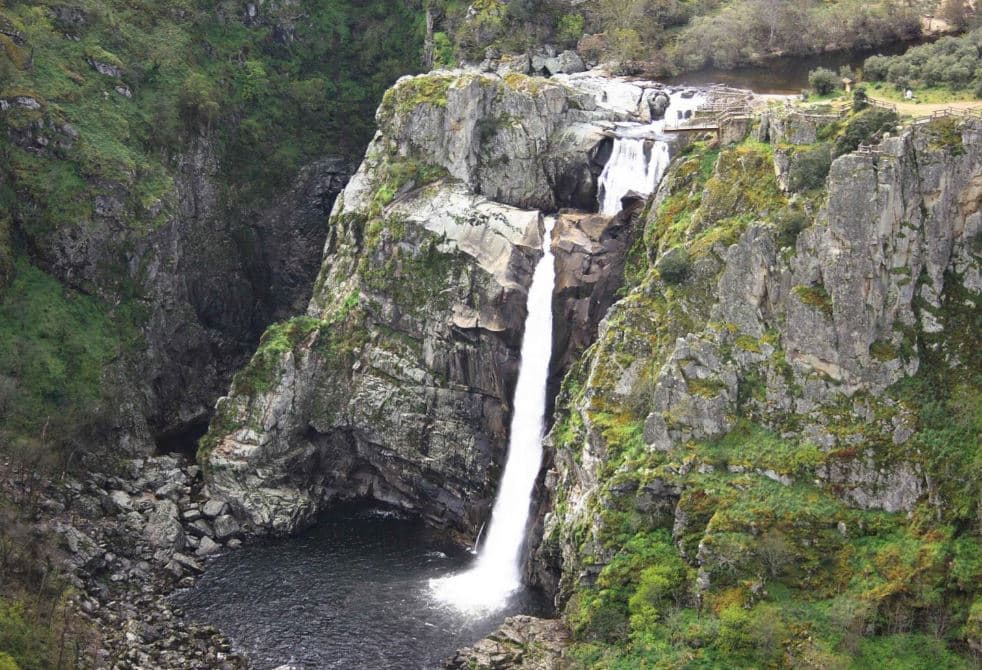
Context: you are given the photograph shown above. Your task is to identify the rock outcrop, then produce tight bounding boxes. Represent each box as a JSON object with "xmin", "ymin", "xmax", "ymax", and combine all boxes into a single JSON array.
[
  {"xmin": 531, "ymin": 116, "xmax": 982, "ymax": 649},
  {"xmin": 443, "ymin": 616, "xmax": 572, "ymax": 669},
  {"xmin": 549, "ymin": 196, "xmax": 646, "ymax": 392},
  {"xmin": 201, "ymin": 72, "xmax": 651, "ymax": 537}
]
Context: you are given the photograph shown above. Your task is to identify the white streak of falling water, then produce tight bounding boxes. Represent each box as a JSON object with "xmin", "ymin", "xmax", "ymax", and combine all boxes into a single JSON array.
[
  {"xmin": 429, "ymin": 215, "xmax": 556, "ymax": 614},
  {"xmin": 597, "ymin": 91, "xmax": 706, "ymax": 216},
  {"xmin": 598, "ymin": 136, "xmax": 669, "ymax": 215}
]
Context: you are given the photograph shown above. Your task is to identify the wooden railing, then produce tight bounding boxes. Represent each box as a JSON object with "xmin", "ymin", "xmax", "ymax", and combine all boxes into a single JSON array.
[{"xmin": 908, "ymin": 107, "xmax": 982, "ymax": 128}]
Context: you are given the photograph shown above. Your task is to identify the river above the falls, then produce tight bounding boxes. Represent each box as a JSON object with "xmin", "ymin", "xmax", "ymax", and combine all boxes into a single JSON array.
[
  {"xmin": 667, "ymin": 37, "xmax": 936, "ymax": 93},
  {"xmin": 171, "ymin": 508, "xmax": 548, "ymax": 670}
]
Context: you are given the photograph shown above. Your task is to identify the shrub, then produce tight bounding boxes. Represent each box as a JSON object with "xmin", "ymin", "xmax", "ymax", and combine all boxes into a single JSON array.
[
  {"xmin": 627, "ymin": 550, "xmax": 688, "ymax": 636},
  {"xmin": 787, "ymin": 145, "xmax": 832, "ymax": 192},
  {"xmin": 717, "ymin": 605, "xmax": 754, "ymax": 653},
  {"xmin": 557, "ymin": 13, "xmax": 585, "ymax": 47},
  {"xmin": 656, "ymin": 247, "xmax": 691, "ymax": 284},
  {"xmin": 862, "ymin": 28, "xmax": 982, "ymax": 93},
  {"xmin": 852, "ymin": 86, "xmax": 869, "ymax": 112},
  {"xmin": 808, "ymin": 67, "xmax": 840, "ymax": 95},
  {"xmin": 863, "ymin": 54, "xmax": 890, "ymax": 81},
  {"xmin": 833, "ymin": 108, "xmax": 898, "ymax": 156},
  {"xmin": 178, "ymin": 72, "xmax": 221, "ymax": 129},
  {"xmin": 432, "ymin": 31, "xmax": 455, "ymax": 68}
]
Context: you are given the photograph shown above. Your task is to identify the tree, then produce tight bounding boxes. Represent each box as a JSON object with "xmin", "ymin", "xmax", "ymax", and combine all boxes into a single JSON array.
[
  {"xmin": 808, "ymin": 67, "xmax": 839, "ymax": 95},
  {"xmin": 178, "ymin": 72, "xmax": 220, "ymax": 129},
  {"xmin": 506, "ymin": 0, "xmax": 540, "ymax": 23},
  {"xmin": 852, "ymin": 86, "xmax": 869, "ymax": 112},
  {"xmin": 597, "ymin": 0, "xmax": 647, "ymax": 31},
  {"xmin": 756, "ymin": 529, "xmax": 793, "ymax": 578},
  {"xmin": 940, "ymin": 0, "xmax": 971, "ymax": 31}
]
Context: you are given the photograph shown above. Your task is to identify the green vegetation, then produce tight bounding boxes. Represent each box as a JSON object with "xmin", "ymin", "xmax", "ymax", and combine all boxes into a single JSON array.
[
  {"xmin": 925, "ymin": 117, "xmax": 966, "ymax": 154},
  {"xmin": 833, "ymin": 107, "xmax": 900, "ymax": 156},
  {"xmin": 655, "ymin": 247, "xmax": 690, "ymax": 284},
  {"xmin": 698, "ymin": 420, "xmax": 826, "ymax": 476},
  {"xmin": 380, "ymin": 74, "xmax": 453, "ymax": 119},
  {"xmin": 231, "ymin": 316, "xmax": 324, "ymax": 395},
  {"xmin": 0, "ymin": 259, "xmax": 134, "ymax": 449},
  {"xmin": 368, "ymin": 159, "xmax": 448, "ymax": 216},
  {"xmin": 787, "ymin": 145, "xmax": 833, "ymax": 192},
  {"xmin": 550, "ymin": 120, "xmax": 981, "ymax": 669},
  {"xmin": 0, "ymin": 0, "xmax": 434, "ymax": 443},
  {"xmin": 650, "ymin": 140, "xmax": 786, "ymax": 267},
  {"xmin": 864, "ymin": 28, "xmax": 982, "ymax": 98},
  {"xmin": 809, "ymin": 67, "xmax": 841, "ymax": 96},
  {"xmin": 564, "ymin": 418, "xmax": 979, "ymax": 668},
  {"xmin": 0, "ymin": 0, "xmax": 429, "ymax": 217},
  {"xmin": 667, "ymin": 0, "xmax": 920, "ymax": 75},
  {"xmin": 427, "ymin": 0, "xmax": 929, "ymax": 78},
  {"xmin": 794, "ymin": 283, "xmax": 834, "ymax": 317},
  {"xmin": 0, "ymin": 491, "xmax": 93, "ymax": 669}
]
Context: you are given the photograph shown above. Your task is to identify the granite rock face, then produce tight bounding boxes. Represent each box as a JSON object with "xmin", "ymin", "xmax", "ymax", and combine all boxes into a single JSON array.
[
  {"xmin": 204, "ymin": 182, "xmax": 542, "ymax": 536},
  {"xmin": 531, "ymin": 119, "xmax": 982, "ymax": 608},
  {"xmin": 377, "ymin": 71, "xmax": 623, "ymax": 211},
  {"xmin": 201, "ymin": 72, "xmax": 656, "ymax": 537},
  {"xmin": 24, "ymin": 136, "xmax": 354, "ymax": 454},
  {"xmin": 443, "ymin": 616, "xmax": 572, "ymax": 670}
]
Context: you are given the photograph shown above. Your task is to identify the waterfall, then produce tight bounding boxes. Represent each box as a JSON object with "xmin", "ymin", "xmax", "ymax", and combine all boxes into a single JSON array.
[
  {"xmin": 470, "ymin": 522, "xmax": 485, "ymax": 555},
  {"xmin": 598, "ymin": 134, "xmax": 670, "ymax": 215},
  {"xmin": 597, "ymin": 90, "xmax": 706, "ymax": 216},
  {"xmin": 430, "ymin": 215, "xmax": 556, "ymax": 614}
]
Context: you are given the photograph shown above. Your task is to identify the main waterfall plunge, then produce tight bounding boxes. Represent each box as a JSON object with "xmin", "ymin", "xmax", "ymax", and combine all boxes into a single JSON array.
[
  {"xmin": 176, "ymin": 79, "xmax": 711, "ymax": 667},
  {"xmin": 430, "ymin": 216, "xmax": 557, "ymax": 613},
  {"xmin": 431, "ymin": 88, "xmax": 704, "ymax": 613}
]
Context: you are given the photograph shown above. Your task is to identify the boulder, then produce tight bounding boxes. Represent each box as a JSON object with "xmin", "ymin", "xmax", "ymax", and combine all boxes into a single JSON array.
[
  {"xmin": 144, "ymin": 500, "xmax": 185, "ymax": 553},
  {"xmin": 201, "ymin": 499, "xmax": 228, "ymax": 518},
  {"xmin": 444, "ymin": 616, "xmax": 571, "ymax": 669},
  {"xmin": 647, "ymin": 91, "xmax": 670, "ymax": 120},
  {"xmin": 212, "ymin": 514, "xmax": 240, "ymax": 541},
  {"xmin": 171, "ymin": 552, "xmax": 204, "ymax": 574},
  {"xmin": 544, "ymin": 50, "xmax": 585, "ymax": 76},
  {"xmin": 195, "ymin": 536, "xmax": 221, "ymax": 557}
]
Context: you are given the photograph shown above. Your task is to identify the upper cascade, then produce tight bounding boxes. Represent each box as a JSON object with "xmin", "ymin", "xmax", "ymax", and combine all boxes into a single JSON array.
[{"xmin": 595, "ymin": 91, "xmax": 706, "ymax": 215}]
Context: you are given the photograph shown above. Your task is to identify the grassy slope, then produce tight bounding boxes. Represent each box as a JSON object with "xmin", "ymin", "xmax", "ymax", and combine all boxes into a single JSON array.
[{"xmin": 0, "ymin": 0, "xmax": 428, "ymax": 447}]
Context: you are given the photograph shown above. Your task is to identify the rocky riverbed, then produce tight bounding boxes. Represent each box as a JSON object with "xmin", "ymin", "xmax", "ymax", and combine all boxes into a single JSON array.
[{"xmin": 4, "ymin": 454, "xmax": 249, "ymax": 668}]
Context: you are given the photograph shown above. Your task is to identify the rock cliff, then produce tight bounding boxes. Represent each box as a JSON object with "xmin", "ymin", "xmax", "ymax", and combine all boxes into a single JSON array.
[
  {"xmin": 201, "ymin": 67, "xmax": 980, "ymax": 666},
  {"xmin": 200, "ymin": 72, "xmax": 653, "ymax": 537},
  {"xmin": 527, "ymin": 115, "xmax": 981, "ymax": 666}
]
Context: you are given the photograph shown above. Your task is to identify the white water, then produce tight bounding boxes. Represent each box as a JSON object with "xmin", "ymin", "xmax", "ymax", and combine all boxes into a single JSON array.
[
  {"xmin": 597, "ymin": 91, "xmax": 706, "ymax": 215},
  {"xmin": 430, "ymin": 216, "xmax": 556, "ymax": 614},
  {"xmin": 598, "ymin": 130, "xmax": 671, "ymax": 215}
]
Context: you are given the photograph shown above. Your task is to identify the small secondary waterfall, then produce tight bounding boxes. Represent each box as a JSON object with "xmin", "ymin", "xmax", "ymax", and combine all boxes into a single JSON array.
[
  {"xmin": 430, "ymin": 216, "xmax": 556, "ymax": 613},
  {"xmin": 597, "ymin": 90, "xmax": 705, "ymax": 216},
  {"xmin": 598, "ymin": 133, "xmax": 670, "ymax": 215}
]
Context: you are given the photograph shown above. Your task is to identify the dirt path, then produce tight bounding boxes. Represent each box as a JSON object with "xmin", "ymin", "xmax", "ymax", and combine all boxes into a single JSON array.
[{"xmin": 867, "ymin": 93, "xmax": 982, "ymax": 117}]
